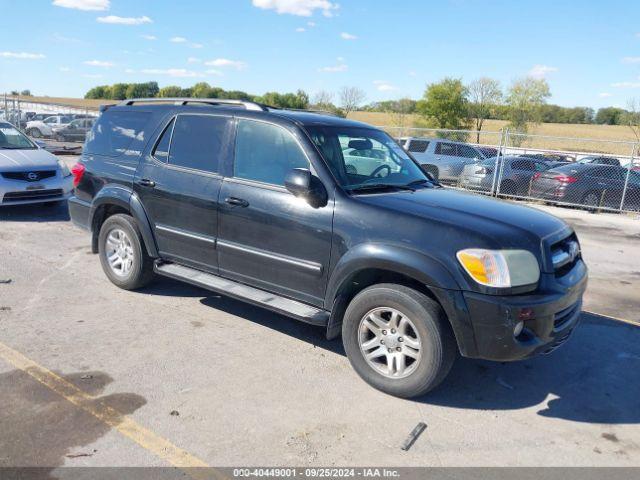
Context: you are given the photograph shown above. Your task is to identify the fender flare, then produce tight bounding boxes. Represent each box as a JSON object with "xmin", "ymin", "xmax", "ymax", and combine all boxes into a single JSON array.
[{"xmin": 89, "ymin": 186, "xmax": 158, "ymax": 257}]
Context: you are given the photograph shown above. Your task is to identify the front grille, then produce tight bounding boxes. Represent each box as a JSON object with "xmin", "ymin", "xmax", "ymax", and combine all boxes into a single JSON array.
[
  {"xmin": 2, "ymin": 189, "xmax": 64, "ymax": 203},
  {"xmin": 550, "ymin": 233, "xmax": 580, "ymax": 276},
  {"xmin": 1, "ymin": 170, "xmax": 57, "ymax": 182},
  {"xmin": 554, "ymin": 301, "xmax": 580, "ymax": 329}
]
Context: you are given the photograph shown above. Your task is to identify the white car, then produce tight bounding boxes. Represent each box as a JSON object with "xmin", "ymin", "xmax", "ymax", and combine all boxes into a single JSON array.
[
  {"xmin": 25, "ymin": 114, "xmax": 73, "ymax": 138},
  {"xmin": 0, "ymin": 122, "xmax": 73, "ymax": 206}
]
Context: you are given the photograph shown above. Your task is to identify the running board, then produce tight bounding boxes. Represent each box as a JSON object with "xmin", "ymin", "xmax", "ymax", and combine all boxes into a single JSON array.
[{"xmin": 154, "ymin": 262, "xmax": 329, "ymax": 326}]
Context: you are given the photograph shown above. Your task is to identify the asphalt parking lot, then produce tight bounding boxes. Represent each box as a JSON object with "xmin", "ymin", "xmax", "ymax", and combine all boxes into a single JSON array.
[{"xmin": 1, "ymin": 159, "xmax": 639, "ymax": 471}]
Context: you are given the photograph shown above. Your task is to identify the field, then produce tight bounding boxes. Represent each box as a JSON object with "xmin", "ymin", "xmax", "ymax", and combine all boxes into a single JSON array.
[{"xmin": 349, "ymin": 112, "xmax": 640, "ymax": 156}]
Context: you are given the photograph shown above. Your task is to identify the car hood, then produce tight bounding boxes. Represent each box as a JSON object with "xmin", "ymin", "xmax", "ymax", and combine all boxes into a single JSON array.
[
  {"xmin": 355, "ymin": 187, "xmax": 569, "ymax": 247},
  {"xmin": 0, "ymin": 148, "xmax": 59, "ymax": 170}
]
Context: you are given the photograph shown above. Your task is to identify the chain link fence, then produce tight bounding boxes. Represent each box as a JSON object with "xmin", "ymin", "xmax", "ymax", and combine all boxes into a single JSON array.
[{"xmin": 384, "ymin": 126, "xmax": 640, "ymax": 213}]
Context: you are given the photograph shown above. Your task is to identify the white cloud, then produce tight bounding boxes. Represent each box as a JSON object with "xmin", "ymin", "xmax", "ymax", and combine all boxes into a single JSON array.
[
  {"xmin": 97, "ymin": 15, "xmax": 152, "ymax": 25},
  {"xmin": 318, "ymin": 60, "xmax": 348, "ymax": 72},
  {"xmin": 307, "ymin": 21, "xmax": 316, "ymax": 27},
  {"xmin": 53, "ymin": 0, "xmax": 109, "ymax": 11},
  {"xmin": 408, "ymin": 71, "xmax": 416, "ymax": 77},
  {"xmin": 252, "ymin": 0, "xmax": 338, "ymax": 17},
  {"xmin": 141, "ymin": 68, "xmax": 202, "ymax": 78},
  {"xmin": 82, "ymin": 73, "xmax": 103, "ymax": 78},
  {"xmin": 59, "ymin": 66, "xmax": 71, "ymax": 72},
  {"xmin": 170, "ymin": 36, "xmax": 187, "ymax": 43},
  {"xmin": 205, "ymin": 58, "xmax": 247, "ymax": 70},
  {"xmin": 205, "ymin": 69, "xmax": 223, "ymax": 76},
  {"xmin": 187, "ymin": 57, "xmax": 202, "ymax": 64},
  {"xmin": 296, "ymin": 27, "xmax": 306, "ymax": 32},
  {"xmin": 124, "ymin": 68, "xmax": 135, "ymax": 73},
  {"xmin": 599, "ymin": 92, "xmax": 613, "ymax": 97},
  {"xmin": 340, "ymin": 32, "xmax": 357, "ymax": 40},
  {"xmin": 622, "ymin": 56, "xmax": 640, "ymax": 64},
  {"xmin": 611, "ymin": 81, "xmax": 640, "ymax": 88},
  {"xmin": 374, "ymin": 80, "xmax": 397, "ymax": 92},
  {"xmin": 190, "ymin": 43, "xmax": 204, "ymax": 49},
  {"xmin": 141, "ymin": 34, "xmax": 157, "ymax": 40},
  {"xmin": 529, "ymin": 64, "xmax": 558, "ymax": 79},
  {"xmin": 84, "ymin": 59, "xmax": 114, "ymax": 67},
  {"xmin": 0, "ymin": 51, "xmax": 45, "ymax": 59}
]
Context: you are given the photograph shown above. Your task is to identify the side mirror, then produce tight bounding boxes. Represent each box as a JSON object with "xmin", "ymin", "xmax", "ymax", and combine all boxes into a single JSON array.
[
  {"xmin": 285, "ymin": 168, "xmax": 313, "ymax": 197},
  {"xmin": 284, "ymin": 168, "xmax": 327, "ymax": 207}
]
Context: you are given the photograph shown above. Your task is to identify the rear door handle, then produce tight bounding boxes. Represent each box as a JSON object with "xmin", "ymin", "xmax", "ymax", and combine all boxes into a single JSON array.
[
  {"xmin": 137, "ymin": 178, "xmax": 156, "ymax": 188},
  {"xmin": 225, "ymin": 197, "xmax": 249, "ymax": 207}
]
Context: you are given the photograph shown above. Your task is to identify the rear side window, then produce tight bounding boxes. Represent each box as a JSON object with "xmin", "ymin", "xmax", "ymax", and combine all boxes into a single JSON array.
[
  {"xmin": 234, "ymin": 119, "xmax": 309, "ymax": 186},
  {"xmin": 407, "ymin": 139, "xmax": 429, "ymax": 153},
  {"xmin": 85, "ymin": 111, "xmax": 151, "ymax": 157},
  {"xmin": 168, "ymin": 114, "xmax": 231, "ymax": 173},
  {"xmin": 435, "ymin": 142, "xmax": 456, "ymax": 156},
  {"xmin": 457, "ymin": 145, "xmax": 479, "ymax": 159},
  {"xmin": 152, "ymin": 119, "xmax": 174, "ymax": 162},
  {"xmin": 512, "ymin": 159, "xmax": 534, "ymax": 170}
]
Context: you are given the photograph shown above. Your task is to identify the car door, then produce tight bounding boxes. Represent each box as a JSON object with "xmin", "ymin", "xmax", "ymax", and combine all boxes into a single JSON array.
[
  {"xmin": 134, "ymin": 113, "xmax": 234, "ymax": 272},
  {"xmin": 217, "ymin": 118, "xmax": 334, "ymax": 307}
]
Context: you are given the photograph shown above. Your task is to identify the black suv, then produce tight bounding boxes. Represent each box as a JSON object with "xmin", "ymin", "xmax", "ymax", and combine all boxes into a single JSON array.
[{"xmin": 69, "ymin": 98, "xmax": 588, "ymax": 398}]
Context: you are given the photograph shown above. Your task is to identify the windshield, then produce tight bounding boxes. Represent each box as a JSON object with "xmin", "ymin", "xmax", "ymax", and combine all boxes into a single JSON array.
[
  {"xmin": 305, "ymin": 126, "xmax": 430, "ymax": 190},
  {"xmin": 0, "ymin": 122, "xmax": 36, "ymax": 149}
]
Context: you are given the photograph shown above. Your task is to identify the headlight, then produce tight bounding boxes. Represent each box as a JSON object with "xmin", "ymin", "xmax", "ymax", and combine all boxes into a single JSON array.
[
  {"xmin": 57, "ymin": 159, "xmax": 71, "ymax": 177},
  {"xmin": 456, "ymin": 249, "xmax": 539, "ymax": 288}
]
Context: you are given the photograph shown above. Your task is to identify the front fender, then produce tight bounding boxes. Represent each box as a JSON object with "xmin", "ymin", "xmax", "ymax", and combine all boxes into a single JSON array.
[{"xmin": 325, "ymin": 243, "xmax": 460, "ymax": 306}]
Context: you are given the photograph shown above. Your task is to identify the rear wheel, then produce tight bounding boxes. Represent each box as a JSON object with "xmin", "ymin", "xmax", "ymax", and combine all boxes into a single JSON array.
[
  {"xmin": 342, "ymin": 284, "xmax": 456, "ymax": 398},
  {"xmin": 582, "ymin": 191, "xmax": 600, "ymax": 208},
  {"xmin": 500, "ymin": 180, "xmax": 517, "ymax": 196},
  {"xmin": 98, "ymin": 214, "xmax": 154, "ymax": 290},
  {"xmin": 27, "ymin": 128, "xmax": 42, "ymax": 138}
]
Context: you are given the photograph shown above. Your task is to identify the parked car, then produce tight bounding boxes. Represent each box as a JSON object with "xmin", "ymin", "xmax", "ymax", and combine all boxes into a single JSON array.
[
  {"xmin": 69, "ymin": 98, "xmax": 587, "ymax": 398},
  {"xmin": 460, "ymin": 156, "xmax": 553, "ymax": 195},
  {"xmin": 25, "ymin": 115, "xmax": 73, "ymax": 138},
  {"xmin": 52, "ymin": 118, "xmax": 95, "ymax": 142},
  {"xmin": 400, "ymin": 137, "xmax": 490, "ymax": 183},
  {"xmin": 530, "ymin": 163, "xmax": 640, "ymax": 210},
  {"xmin": 577, "ymin": 155, "xmax": 621, "ymax": 166},
  {"xmin": 519, "ymin": 153, "xmax": 574, "ymax": 166},
  {"xmin": 0, "ymin": 121, "xmax": 73, "ymax": 205}
]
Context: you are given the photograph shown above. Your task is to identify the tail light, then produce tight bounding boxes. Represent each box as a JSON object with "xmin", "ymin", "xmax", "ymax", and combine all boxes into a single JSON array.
[
  {"xmin": 71, "ymin": 162, "xmax": 85, "ymax": 187},
  {"xmin": 532, "ymin": 173, "xmax": 541, "ymax": 181},
  {"xmin": 554, "ymin": 175, "xmax": 577, "ymax": 183}
]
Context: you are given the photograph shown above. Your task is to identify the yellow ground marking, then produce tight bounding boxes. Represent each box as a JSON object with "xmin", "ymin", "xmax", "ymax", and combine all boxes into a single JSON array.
[
  {"xmin": 0, "ymin": 340, "xmax": 224, "ymax": 480},
  {"xmin": 583, "ymin": 310, "xmax": 640, "ymax": 327}
]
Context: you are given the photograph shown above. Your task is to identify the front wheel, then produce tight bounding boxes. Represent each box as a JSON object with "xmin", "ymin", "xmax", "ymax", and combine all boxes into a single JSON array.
[
  {"xmin": 98, "ymin": 214, "xmax": 155, "ymax": 290},
  {"xmin": 342, "ymin": 284, "xmax": 456, "ymax": 398},
  {"xmin": 28, "ymin": 128, "xmax": 42, "ymax": 138}
]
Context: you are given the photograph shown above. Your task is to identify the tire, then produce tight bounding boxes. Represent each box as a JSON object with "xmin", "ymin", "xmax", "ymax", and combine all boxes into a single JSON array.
[
  {"xmin": 500, "ymin": 180, "xmax": 517, "ymax": 196},
  {"xmin": 28, "ymin": 128, "xmax": 42, "ymax": 138},
  {"xmin": 98, "ymin": 213, "xmax": 155, "ymax": 290},
  {"xmin": 55, "ymin": 134, "xmax": 65, "ymax": 142},
  {"xmin": 582, "ymin": 191, "xmax": 600, "ymax": 209},
  {"xmin": 342, "ymin": 283, "xmax": 456, "ymax": 398}
]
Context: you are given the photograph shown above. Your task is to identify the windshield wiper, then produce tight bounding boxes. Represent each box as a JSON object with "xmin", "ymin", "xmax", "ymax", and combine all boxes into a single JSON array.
[
  {"xmin": 346, "ymin": 183, "xmax": 416, "ymax": 193},
  {"xmin": 0, "ymin": 146, "xmax": 26, "ymax": 150}
]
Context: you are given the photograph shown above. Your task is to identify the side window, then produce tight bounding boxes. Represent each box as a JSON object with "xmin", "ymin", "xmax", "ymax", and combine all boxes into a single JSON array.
[
  {"xmin": 234, "ymin": 119, "xmax": 309, "ymax": 186},
  {"xmin": 168, "ymin": 114, "xmax": 230, "ymax": 173},
  {"xmin": 84, "ymin": 111, "xmax": 151, "ymax": 157},
  {"xmin": 512, "ymin": 160, "xmax": 534, "ymax": 171},
  {"xmin": 152, "ymin": 118, "xmax": 174, "ymax": 162},
  {"xmin": 534, "ymin": 161, "xmax": 549, "ymax": 171},
  {"xmin": 457, "ymin": 145, "xmax": 480, "ymax": 159},
  {"xmin": 407, "ymin": 140, "xmax": 429, "ymax": 153},
  {"xmin": 435, "ymin": 142, "xmax": 456, "ymax": 156}
]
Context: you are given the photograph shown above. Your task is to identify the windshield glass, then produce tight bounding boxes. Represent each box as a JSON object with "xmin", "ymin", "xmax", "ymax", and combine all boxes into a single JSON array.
[
  {"xmin": 305, "ymin": 126, "xmax": 430, "ymax": 190},
  {"xmin": 0, "ymin": 122, "xmax": 36, "ymax": 149}
]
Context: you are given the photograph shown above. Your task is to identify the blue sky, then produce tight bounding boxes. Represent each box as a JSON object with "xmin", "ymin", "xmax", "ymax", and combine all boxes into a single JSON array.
[{"xmin": 1, "ymin": 0, "xmax": 639, "ymax": 108}]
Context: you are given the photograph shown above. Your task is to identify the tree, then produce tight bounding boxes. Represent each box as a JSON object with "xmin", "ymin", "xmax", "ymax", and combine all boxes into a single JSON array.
[
  {"xmin": 416, "ymin": 77, "xmax": 469, "ymax": 132},
  {"xmin": 339, "ymin": 86, "xmax": 366, "ymax": 117},
  {"xmin": 20, "ymin": 89, "xmax": 32, "ymax": 96},
  {"xmin": 85, "ymin": 85, "xmax": 109, "ymax": 99},
  {"xmin": 595, "ymin": 107, "xmax": 626, "ymax": 125},
  {"xmin": 313, "ymin": 90, "xmax": 334, "ymax": 108},
  {"xmin": 191, "ymin": 82, "xmax": 214, "ymax": 98},
  {"xmin": 109, "ymin": 83, "xmax": 129, "ymax": 100},
  {"xmin": 158, "ymin": 85, "xmax": 182, "ymax": 97},
  {"xmin": 622, "ymin": 99, "xmax": 640, "ymax": 142},
  {"xmin": 505, "ymin": 77, "xmax": 551, "ymax": 145},
  {"xmin": 125, "ymin": 81, "xmax": 159, "ymax": 99},
  {"xmin": 467, "ymin": 77, "xmax": 502, "ymax": 142},
  {"xmin": 384, "ymin": 98, "xmax": 417, "ymax": 136}
]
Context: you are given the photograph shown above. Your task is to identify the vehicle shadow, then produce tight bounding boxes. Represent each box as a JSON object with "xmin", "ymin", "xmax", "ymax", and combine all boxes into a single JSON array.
[
  {"xmin": 0, "ymin": 201, "xmax": 70, "ymax": 222},
  {"xmin": 422, "ymin": 312, "xmax": 640, "ymax": 424}
]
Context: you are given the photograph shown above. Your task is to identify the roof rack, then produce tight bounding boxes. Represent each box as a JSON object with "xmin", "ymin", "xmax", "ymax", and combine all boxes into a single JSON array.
[{"xmin": 117, "ymin": 98, "xmax": 269, "ymax": 111}]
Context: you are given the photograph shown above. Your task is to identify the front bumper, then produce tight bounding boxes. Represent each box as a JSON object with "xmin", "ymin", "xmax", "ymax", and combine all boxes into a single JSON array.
[
  {"xmin": 0, "ymin": 173, "xmax": 73, "ymax": 206},
  {"xmin": 445, "ymin": 260, "xmax": 588, "ymax": 361}
]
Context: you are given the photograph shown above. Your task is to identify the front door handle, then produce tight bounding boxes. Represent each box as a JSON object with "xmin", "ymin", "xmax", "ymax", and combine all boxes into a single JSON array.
[
  {"xmin": 225, "ymin": 197, "xmax": 249, "ymax": 207},
  {"xmin": 137, "ymin": 178, "xmax": 156, "ymax": 188}
]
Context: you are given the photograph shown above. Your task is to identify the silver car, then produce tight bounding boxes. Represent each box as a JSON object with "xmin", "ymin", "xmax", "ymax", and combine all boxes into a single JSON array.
[
  {"xmin": 0, "ymin": 122, "xmax": 73, "ymax": 206},
  {"xmin": 460, "ymin": 156, "xmax": 553, "ymax": 195},
  {"xmin": 400, "ymin": 137, "xmax": 489, "ymax": 183}
]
